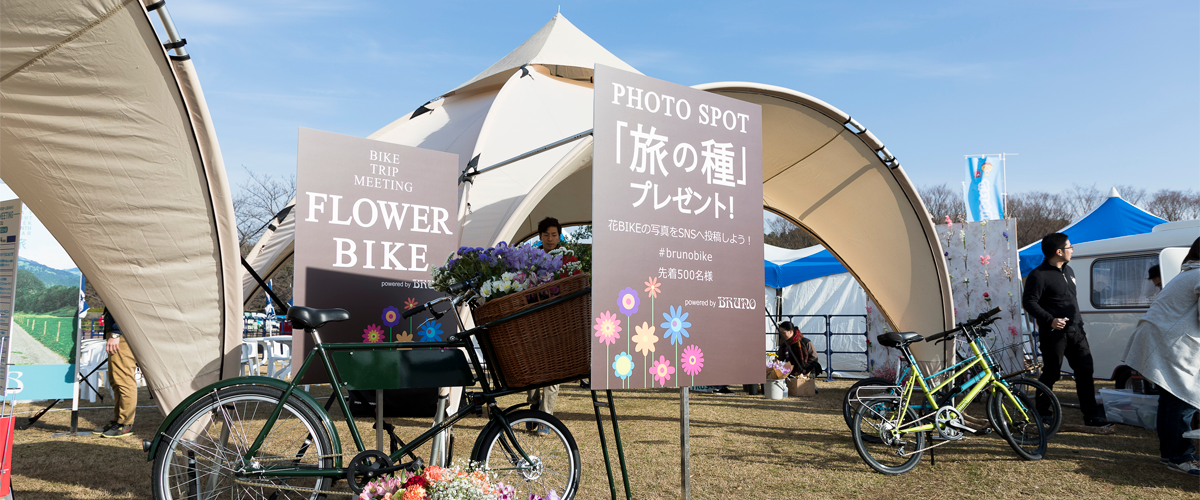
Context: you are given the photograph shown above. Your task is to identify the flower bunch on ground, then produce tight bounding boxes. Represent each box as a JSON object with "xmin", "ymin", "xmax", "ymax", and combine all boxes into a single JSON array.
[{"xmin": 358, "ymin": 462, "xmax": 510, "ymax": 500}]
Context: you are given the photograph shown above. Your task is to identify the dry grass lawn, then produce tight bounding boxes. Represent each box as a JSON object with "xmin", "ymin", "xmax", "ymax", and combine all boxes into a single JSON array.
[{"xmin": 9, "ymin": 379, "xmax": 1199, "ymax": 499}]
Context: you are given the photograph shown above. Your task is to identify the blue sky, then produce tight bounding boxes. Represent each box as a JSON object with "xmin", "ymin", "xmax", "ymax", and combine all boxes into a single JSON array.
[{"xmin": 165, "ymin": 0, "xmax": 1199, "ymax": 194}]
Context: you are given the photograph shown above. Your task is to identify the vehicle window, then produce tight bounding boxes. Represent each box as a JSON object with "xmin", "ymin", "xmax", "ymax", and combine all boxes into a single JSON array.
[{"xmin": 1091, "ymin": 255, "xmax": 1159, "ymax": 308}]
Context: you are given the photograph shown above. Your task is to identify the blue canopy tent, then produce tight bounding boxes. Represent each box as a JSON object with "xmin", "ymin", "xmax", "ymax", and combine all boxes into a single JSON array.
[
  {"xmin": 765, "ymin": 244, "xmax": 849, "ymax": 288},
  {"xmin": 1018, "ymin": 189, "xmax": 1166, "ymax": 276}
]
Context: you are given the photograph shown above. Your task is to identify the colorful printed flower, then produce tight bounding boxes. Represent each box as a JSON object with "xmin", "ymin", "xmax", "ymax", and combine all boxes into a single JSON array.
[
  {"xmin": 382, "ymin": 306, "xmax": 400, "ymax": 327},
  {"xmin": 419, "ymin": 321, "xmax": 443, "ymax": 342},
  {"xmin": 650, "ymin": 355, "xmax": 675, "ymax": 386},
  {"xmin": 660, "ymin": 305, "xmax": 691, "ymax": 345},
  {"xmin": 404, "ymin": 297, "xmax": 419, "ymax": 310},
  {"xmin": 644, "ymin": 276, "xmax": 661, "ymax": 298},
  {"xmin": 1009, "ymin": 325, "xmax": 1019, "ymax": 336},
  {"xmin": 980, "ymin": 254, "xmax": 991, "ymax": 266},
  {"xmin": 944, "ymin": 215, "xmax": 953, "ymax": 227},
  {"xmin": 612, "ymin": 352, "xmax": 634, "ymax": 380},
  {"xmin": 395, "ymin": 331, "xmax": 414, "ymax": 349},
  {"xmin": 632, "ymin": 322, "xmax": 659, "ymax": 356},
  {"xmin": 680, "ymin": 345, "xmax": 704, "ymax": 377},
  {"xmin": 618, "ymin": 287, "xmax": 640, "ymax": 316},
  {"xmin": 593, "ymin": 311, "xmax": 622, "ymax": 345},
  {"xmin": 362, "ymin": 324, "xmax": 386, "ymax": 343},
  {"xmin": 865, "ymin": 305, "xmax": 873, "ymax": 314}
]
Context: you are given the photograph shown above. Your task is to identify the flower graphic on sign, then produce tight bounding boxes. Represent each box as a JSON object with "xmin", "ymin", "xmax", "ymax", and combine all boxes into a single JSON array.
[
  {"xmin": 660, "ymin": 306, "xmax": 691, "ymax": 345},
  {"xmin": 680, "ymin": 344, "xmax": 704, "ymax": 378},
  {"xmin": 419, "ymin": 321, "xmax": 444, "ymax": 342},
  {"xmin": 631, "ymin": 322, "xmax": 658, "ymax": 388},
  {"xmin": 404, "ymin": 297, "xmax": 418, "ymax": 310},
  {"xmin": 649, "ymin": 355, "xmax": 675, "ymax": 386},
  {"xmin": 644, "ymin": 277, "xmax": 661, "ymax": 298},
  {"xmin": 382, "ymin": 306, "xmax": 400, "ymax": 327},
  {"xmin": 593, "ymin": 311, "xmax": 622, "ymax": 346},
  {"xmin": 632, "ymin": 322, "xmax": 658, "ymax": 356},
  {"xmin": 362, "ymin": 324, "xmax": 386, "ymax": 343},
  {"xmin": 612, "ymin": 352, "xmax": 634, "ymax": 384},
  {"xmin": 618, "ymin": 287, "xmax": 640, "ymax": 316}
]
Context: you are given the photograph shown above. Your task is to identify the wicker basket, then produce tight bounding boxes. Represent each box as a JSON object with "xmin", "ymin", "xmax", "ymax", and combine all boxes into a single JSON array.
[{"xmin": 471, "ymin": 273, "xmax": 591, "ymax": 389}]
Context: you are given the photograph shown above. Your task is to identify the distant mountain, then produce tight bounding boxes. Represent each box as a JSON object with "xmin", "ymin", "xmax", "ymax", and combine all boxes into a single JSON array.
[{"xmin": 17, "ymin": 257, "xmax": 81, "ymax": 288}]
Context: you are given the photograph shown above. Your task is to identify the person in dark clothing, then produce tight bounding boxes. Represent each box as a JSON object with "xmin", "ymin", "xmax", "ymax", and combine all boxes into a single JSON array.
[
  {"xmin": 1022, "ymin": 232, "xmax": 1109, "ymax": 427},
  {"xmin": 776, "ymin": 321, "xmax": 822, "ymax": 377}
]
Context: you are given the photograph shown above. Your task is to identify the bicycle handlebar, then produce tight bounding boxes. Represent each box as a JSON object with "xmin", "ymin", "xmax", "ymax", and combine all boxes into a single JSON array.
[
  {"xmin": 401, "ymin": 303, "xmax": 426, "ymax": 319},
  {"xmin": 924, "ymin": 306, "xmax": 1002, "ymax": 344}
]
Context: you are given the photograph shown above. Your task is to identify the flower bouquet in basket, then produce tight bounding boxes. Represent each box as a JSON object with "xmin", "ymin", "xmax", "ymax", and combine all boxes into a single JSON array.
[
  {"xmin": 431, "ymin": 243, "xmax": 586, "ymax": 302},
  {"xmin": 431, "ymin": 242, "xmax": 592, "ymax": 389},
  {"xmin": 767, "ymin": 353, "xmax": 792, "ymax": 380}
]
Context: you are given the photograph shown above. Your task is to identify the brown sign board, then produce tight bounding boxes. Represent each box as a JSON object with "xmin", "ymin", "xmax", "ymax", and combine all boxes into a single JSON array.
[
  {"xmin": 293, "ymin": 128, "xmax": 459, "ymax": 383},
  {"xmin": 591, "ymin": 65, "xmax": 764, "ymax": 389}
]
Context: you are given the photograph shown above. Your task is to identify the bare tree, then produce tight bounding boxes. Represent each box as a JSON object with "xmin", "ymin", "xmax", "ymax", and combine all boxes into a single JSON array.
[
  {"xmin": 1062, "ymin": 183, "xmax": 1105, "ymax": 219},
  {"xmin": 1007, "ymin": 191, "xmax": 1074, "ymax": 247},
  {"xmin": 764, "ymin": 213, "xmax": 820, "ymax": 249},
  {"xmin": 234, "ymin": 168, "xmax": 296, "ymax": 251},
  {"xmin": 917, "ymin": 183, "xmax": 966, "ymax": 224},
  {"xmin": 233, "ymin": 167, "xmax": 296, "ymax": 314},
  {"xmin": 1145, "ymin": 189, "xmax": 1200, "ymax": 222}
]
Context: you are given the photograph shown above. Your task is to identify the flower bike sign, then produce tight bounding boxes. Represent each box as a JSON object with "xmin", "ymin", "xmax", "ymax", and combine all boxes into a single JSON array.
[
  {"xmin": 591, "ymin": 65, "xmax": 764, "ymax": 389},
  {"xmin": 294, "ymin": 128, "xmax": 459, "ymax": 383}
]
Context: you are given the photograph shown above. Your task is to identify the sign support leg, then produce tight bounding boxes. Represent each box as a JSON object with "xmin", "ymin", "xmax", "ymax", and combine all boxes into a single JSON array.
[
  {"xmin": 591, "ymin": 389, "xmax": 632, "ymax": 500},
  {"xmin": 680, "ymin": 386, "xmax": 689, "ymax": 500}
]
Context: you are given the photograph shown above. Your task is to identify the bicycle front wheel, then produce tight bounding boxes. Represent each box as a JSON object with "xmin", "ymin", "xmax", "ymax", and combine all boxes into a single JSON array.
[
  {"xmin": 151, "ymin": 385, "xmax": 335, "ymax": 500},
  {"xmin": 1000, "ymin": 378, "xmax": 1061, "ymax": 438},
  {"xmin": 472, "ymin": 410, "xmax": 580, "ymax": 499},
  {"xmin": 987, "ymin": 381, "xmax": 1048, "ymax": 460},
  {"xmin": 851, "ymin": 400, "xmax": 925, "ymax": 475}
]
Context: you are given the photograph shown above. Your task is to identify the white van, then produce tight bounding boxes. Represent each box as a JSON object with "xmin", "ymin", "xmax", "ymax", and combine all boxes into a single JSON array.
[{"xmin": 1066, "ymin": 219, "xmax": 1200, "ymax": 386}]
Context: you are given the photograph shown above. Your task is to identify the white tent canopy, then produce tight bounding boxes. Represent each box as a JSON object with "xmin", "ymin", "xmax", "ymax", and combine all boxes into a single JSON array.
[
  {"xmin": 250, "ymin": 13, "xmax": 955, "ymax": 363},
  {"xmin": 1, "ymin": 0, "xmax": 242, "ymax": 412}
]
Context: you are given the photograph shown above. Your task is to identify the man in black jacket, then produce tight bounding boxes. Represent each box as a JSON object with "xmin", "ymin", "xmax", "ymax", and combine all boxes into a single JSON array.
[{"xmin": 1022, "ymin": 233, "xmax": 1109, "ymax": 427}]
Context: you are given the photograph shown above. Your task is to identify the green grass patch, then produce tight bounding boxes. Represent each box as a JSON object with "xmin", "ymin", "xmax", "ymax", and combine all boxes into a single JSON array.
[{"xmin": 12, "ymin": 313, "xmax": 77, "ymax": 361}]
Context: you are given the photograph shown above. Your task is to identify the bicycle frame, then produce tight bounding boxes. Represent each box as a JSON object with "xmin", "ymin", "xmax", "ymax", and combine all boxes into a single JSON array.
[
  {"xmin": 156, "ymin": 286, "xmax": 588, "ymax": 481},
  {"xmin": 874, "ymin": 323, "xmax": 1030, "ymax": 438}
]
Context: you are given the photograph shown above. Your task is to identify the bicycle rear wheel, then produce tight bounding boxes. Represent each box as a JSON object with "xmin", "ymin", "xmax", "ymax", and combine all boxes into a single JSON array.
[
  {"xmin": 472, "ymin": 410, "xmax": 580, "ymax": 499},
  {"xmin": 151, "ymin": 385, "xmax": 334, "ymax": 500},
  {"xmin": 842, "ymin": 377, "xmax": 895, "ymax": 432},
  {"xmin": 851, "ymin": 400, "xmax": 925, "ymax": 475},
  {"xmin": 987, "ymin": 381, "xmax": 1048, "ymax": 460}
]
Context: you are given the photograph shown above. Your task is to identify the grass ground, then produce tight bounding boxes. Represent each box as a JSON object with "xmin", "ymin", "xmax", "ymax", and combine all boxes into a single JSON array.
[
  {"xmin": 12, "ymin": 314, "xmax": 76, "ymax": 360},
  {"xmin": 8, "ymin": 379, "xmax": 1199, "ymax": 499}
]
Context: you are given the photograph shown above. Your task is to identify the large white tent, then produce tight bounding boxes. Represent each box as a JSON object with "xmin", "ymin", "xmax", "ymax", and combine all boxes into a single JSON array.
[
  {"xmin": 252, "ymin": 14, "xmax": 955, "ymax": 362},
  {"xmin": 1, "ymin": 0, "xmax": 242, "ymax": 412}
]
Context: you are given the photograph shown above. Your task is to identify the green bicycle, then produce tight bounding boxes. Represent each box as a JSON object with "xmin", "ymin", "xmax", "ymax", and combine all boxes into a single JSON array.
[
  {"xmin": 850, "ymin": 307, "xmax": 1048, "ymax": 475},
  {"xmin": 146, "ymin": 279, "xmax": 585, "ymax": 499}
]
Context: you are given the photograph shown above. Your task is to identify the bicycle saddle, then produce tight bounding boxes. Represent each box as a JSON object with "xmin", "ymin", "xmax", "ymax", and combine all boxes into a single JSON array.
[
  {"xmin": 287, "ymin": 306, "xmax": 350, "ymax": 330},
  {"xmin": 877, "ymin": 331, "xmax": 924, "ymax": 348}
]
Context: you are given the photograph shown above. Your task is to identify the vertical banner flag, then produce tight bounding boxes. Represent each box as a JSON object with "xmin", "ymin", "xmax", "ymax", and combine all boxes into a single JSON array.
[
  {"xmin": 592, "ymin": 65, "xmax": 764, "ymax": 390},
  {"xmin": 0, "ymin": 201, "xmax": 19, "ymax": 396},
  {"xmin": 294, "ymin": 128, "xmax": 459, "ymax": 383},
  {"xmin": 964, "ymin": 155, "xmax": 1005, "ymax": 221},
  {"xmin": 264, "ymin": 279, "xmax": 275, "ymax": 318}
]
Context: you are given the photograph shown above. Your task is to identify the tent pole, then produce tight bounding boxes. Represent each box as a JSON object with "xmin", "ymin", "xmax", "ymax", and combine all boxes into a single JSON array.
[
  {"xmin": 241, "ymin": 257, "xmax": 289, "ymax": 314},
  {"xmin": 460, "ymin": 129, "xmax": 593, "ymax": 183}
]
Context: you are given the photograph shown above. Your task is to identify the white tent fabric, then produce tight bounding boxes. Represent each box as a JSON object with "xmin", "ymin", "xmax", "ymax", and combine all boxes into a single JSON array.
[
  {"xmin": 242, "ymin": 199, "xmax": 296, "ymax": 304},
  {"xmin": 1, "ymin": 0, "xmax": 242, "ymax": 413},
  {"xmin": 777, "ymin": 274, "xmax": 868, "ymax": 374}
]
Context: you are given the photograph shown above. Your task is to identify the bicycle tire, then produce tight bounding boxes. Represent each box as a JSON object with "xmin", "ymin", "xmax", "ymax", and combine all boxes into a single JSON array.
[
  {"xmin": 151, "ymin": 385, "xmax": 335, "ymax": 500},
  {"xmin": 851, "ymin": 399, "xmax": 925, "ymax": 475},
  {"xmin": 997, "ymin": 378, "xmax": 1061, "ymax": 438},
  {"xmin": 842, "ymin": 377, "xmax": 895, "ymax": 432},
  {"xmin": 987, "ymin": 380, "xmax": 1047, "ymax": 460},
  {"xmin": 471, "ymin": 409, "xmax": 580, "ymax": 499}
]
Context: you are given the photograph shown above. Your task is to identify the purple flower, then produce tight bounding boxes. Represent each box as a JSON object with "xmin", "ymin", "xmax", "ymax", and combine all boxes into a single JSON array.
[{"xmin": 618, "ymin": 287, "xmax": 640, "ymax": 316}]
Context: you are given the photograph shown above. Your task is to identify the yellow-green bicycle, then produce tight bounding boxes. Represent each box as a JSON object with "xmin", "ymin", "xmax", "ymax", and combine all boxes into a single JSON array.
[{"xmin": 850, "ymin": 307, "xmax": 1047, "ymax": 475}]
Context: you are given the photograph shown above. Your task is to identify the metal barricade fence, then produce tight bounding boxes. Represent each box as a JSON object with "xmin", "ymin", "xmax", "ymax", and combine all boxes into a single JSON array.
[{"xmin": 766, "ymin": 313, "xmax": 869, "ymax": 381}]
